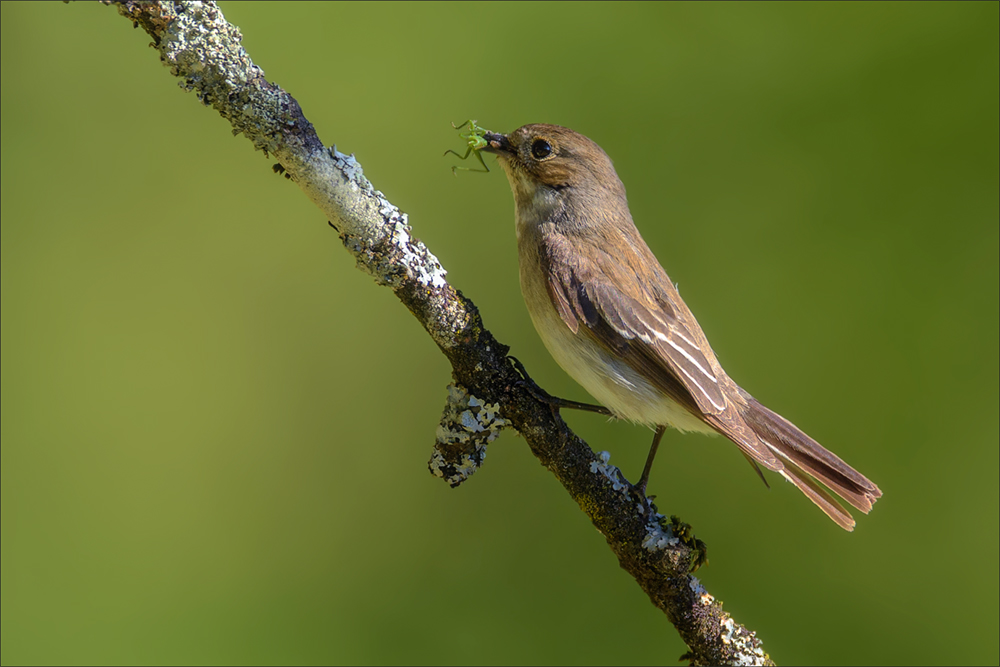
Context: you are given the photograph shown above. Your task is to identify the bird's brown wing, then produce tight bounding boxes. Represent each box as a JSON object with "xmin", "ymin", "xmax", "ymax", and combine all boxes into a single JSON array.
[
  {"xmin": 540, "ymin": 227, "xmax": 783, "ymax": 470},
  {"xmin": 541, "ymin": 229, "xmax": 725, "ymax": 415}
]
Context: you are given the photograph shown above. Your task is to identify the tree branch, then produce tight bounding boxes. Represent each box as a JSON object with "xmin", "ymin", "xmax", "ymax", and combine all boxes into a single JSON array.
[{"xmin": 110, "ymin": 2, "xmax": 771, "ymax": 664}]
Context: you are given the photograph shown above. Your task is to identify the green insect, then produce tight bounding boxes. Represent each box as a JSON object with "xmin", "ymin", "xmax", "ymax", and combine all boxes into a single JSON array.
[{"xmin": 444, "ymin": 119, "xmax": 492, "ymax": 174}]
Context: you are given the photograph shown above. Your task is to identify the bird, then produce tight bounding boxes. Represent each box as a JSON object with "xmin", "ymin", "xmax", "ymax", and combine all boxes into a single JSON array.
[{"xmin": 480, "ymin": 123, "xmax": 882, "ymax": 530}]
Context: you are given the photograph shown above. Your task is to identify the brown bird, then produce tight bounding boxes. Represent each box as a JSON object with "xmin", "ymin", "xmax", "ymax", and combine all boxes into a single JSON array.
[{"xmin": 481, "ymin": 123, "xmax": 882, "ymax": 530}]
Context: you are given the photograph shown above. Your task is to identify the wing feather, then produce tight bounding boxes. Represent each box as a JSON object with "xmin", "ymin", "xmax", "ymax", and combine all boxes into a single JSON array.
[{"xmin": 542, "ymin": 230, "xmax": 728, "ymax": 417}]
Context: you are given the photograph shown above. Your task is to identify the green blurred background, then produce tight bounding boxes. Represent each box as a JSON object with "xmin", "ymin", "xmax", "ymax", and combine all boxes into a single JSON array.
[{"xmin": 2, "ymin": 2, "xmax": 997, "ymax": 665}]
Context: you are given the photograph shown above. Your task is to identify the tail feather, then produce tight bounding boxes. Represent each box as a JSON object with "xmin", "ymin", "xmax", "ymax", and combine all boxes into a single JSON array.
[
  {"xmin": 741, "ymin": 396, "xmax": 882, "ymax": 512},
  {"xmin": 776, "ymin": 457, "xmax": 858, "ymax": 531},
  {"xmin": 712, "ymin": 390, "xmax": 883, "ymax": 530}
]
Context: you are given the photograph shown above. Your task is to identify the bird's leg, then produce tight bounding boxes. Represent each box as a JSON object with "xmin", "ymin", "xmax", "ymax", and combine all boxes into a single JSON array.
[
  {"xmin": 507, "ymin": 356, "xmax": 612, "ymax": 416},
  {"xmin": 636, "ymin": 425, "xmax": 667, "ymax": 501}
]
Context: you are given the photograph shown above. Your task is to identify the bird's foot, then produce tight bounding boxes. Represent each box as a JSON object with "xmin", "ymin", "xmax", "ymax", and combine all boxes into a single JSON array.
[{"xmin": 507, "ymin": 355, "xmax": 612, "ymax": 415}]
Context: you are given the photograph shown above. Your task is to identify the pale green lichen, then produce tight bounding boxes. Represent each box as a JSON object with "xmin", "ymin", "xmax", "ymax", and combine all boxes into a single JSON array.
[
  {"xmin": 589, "ymin": 450, "xmax": 630, "ymax": 494},
  {"xmin": 689, "ymin": 576, "xmax": 716, "ymax": 607},
  {"xmin": 328, "ymin": 145, "xmax": 448, "ymax": 291},
  {"xmin": 146, "ymin": 1, "xmax": 293, "ymax": 156},
  {"xmin": 430, "ymin": 384, "xmax": 510, "ymax": 486},
  {"xmin": 719, "ymin": 614, "xmax": 770, "ymax": 666},
  {"xmin": 642, "ymin": 516, "xmax": 680, "ymax": 551}
]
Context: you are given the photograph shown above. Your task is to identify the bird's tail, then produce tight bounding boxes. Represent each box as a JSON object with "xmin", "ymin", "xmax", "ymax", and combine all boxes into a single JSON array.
[{"xmin": 738, "ymin": 393, "xmax": 882, "ymax": 531}]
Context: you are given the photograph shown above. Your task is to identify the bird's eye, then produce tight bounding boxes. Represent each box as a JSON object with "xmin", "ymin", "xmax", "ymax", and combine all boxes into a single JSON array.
[{"xmin": 531, "ymin": 139, "xmax": 553, "ymax": 160}]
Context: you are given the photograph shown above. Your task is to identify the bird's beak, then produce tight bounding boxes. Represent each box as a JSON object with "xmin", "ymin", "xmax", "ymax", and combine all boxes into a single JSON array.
[{"xmin": 481, "ymin": 132, "xmax": 514, "ymax": 157}]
